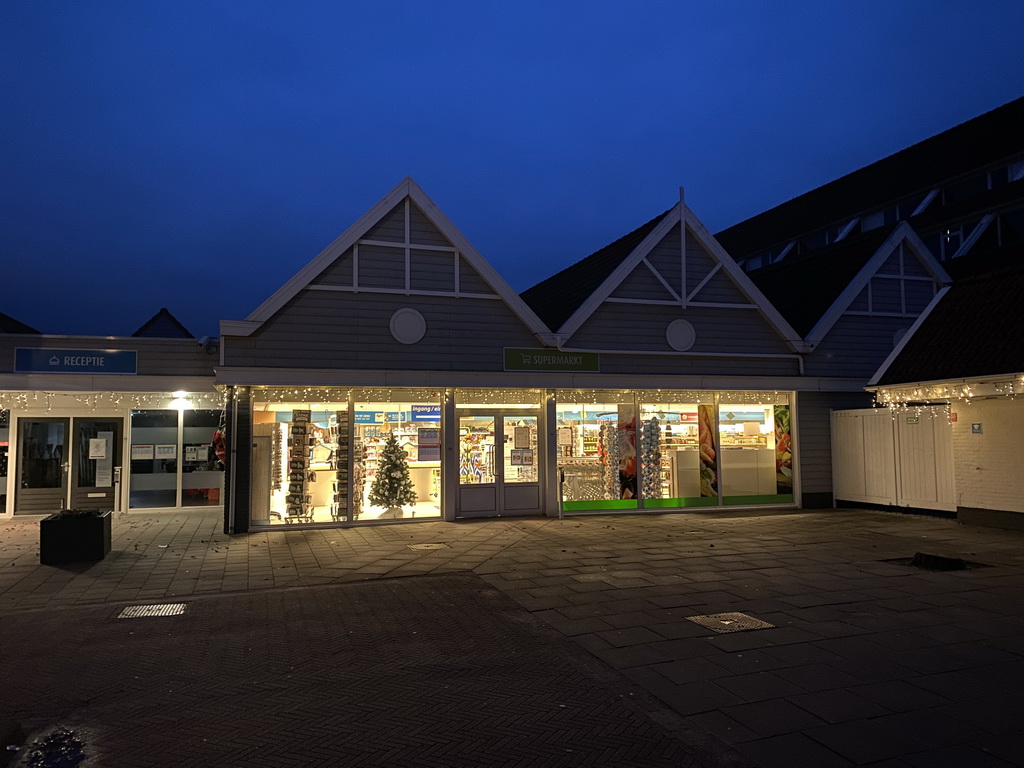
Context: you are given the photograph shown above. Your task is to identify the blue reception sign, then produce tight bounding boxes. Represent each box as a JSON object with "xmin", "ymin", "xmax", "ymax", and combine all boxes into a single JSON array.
[{"xmin": 15, "ymin": 348, "xmax": 138, "ymax": 374}]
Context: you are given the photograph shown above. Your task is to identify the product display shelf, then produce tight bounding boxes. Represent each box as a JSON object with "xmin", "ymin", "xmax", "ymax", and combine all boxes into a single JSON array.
[
  {"xmin": 284, "ymin": 409, "xmax": 314, "ymax": 523},
  {"xmin": 331, "ymin": 411, "xmax": 349, "ymax": 521}
]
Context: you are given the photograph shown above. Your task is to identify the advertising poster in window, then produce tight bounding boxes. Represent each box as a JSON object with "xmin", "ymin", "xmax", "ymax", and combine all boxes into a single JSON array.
[
  {"xmin": 697, "ymin": 405, "xmax": 718, "ymax": 497},
  {"xmin": 774, "ymin": 405, "xmax": 792, "ymax": 493}
]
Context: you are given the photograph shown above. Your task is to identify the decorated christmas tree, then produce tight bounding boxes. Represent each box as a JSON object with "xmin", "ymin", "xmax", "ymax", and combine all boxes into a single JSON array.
[{"xmin": 368, "ymin": 432, "xmax": 418, "ymax": 511}]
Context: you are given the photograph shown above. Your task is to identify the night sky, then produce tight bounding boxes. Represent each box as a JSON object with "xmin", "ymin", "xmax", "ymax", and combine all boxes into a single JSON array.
[{"xmin": 3, "ymin": 2, "xmax": 1022, "ymax": 338}]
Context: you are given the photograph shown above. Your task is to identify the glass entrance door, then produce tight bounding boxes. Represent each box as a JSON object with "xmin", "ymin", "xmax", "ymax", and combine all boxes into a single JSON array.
[
  {"xmin": 16, "ymin": 418, "xmax": 69, "ymax": 514},
  {"xmin": 70, "ymin": 418, "xmax": 123, "ymax": 512},
  {"xmin": 457, "ymin": 411, "xmax": 541, "ymax": 517},
  {"xmin": 16, "ymin": 417, "xmax": 124, "ymax": 514}
]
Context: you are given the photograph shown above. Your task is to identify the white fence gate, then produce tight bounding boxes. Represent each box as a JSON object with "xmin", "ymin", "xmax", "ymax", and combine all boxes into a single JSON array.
[{"xmin": 831, "ymin": 407, "xmax": 955, "ymax": 512}]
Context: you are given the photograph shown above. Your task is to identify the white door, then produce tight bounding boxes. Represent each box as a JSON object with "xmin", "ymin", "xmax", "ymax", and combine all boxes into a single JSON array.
[
  {"xmin": 895, "ymin": 410, "xmax": 956, "ymax": 511},
  {"xmin": 457, "ymin": 411, "xmax": 542, "ymax": 518}
]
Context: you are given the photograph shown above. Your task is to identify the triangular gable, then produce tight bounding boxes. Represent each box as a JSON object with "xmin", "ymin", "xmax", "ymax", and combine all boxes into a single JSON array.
[
  {"xmin": 555, "ymin": 197, "xmax": 806, "ymax": 350},
  {"xmin": 804, "ymin": 223, "xmax": 951, "ymax": 348},
  {"xmin": 132, "ymin": 307, "xmax": 194, "ymax": 338},
  {"xmin": 235, "ymin": 178, "xmax": 548, "ymax": 340}
]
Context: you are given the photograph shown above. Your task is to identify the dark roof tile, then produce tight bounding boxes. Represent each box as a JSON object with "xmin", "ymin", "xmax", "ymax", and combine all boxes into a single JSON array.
[
  {"xmin": 521, "ymin": 209, "xmax": 671, "ymax": 332},
  {"xmin": 875, "ymin": 260, "xmax": 1024, "ymax": 385},
  {"xmin": 0, "ymin": 311, "xmax": 40, "ymax": 334},
  {"xmin": 716, "ymin": 97, "xmax": 1024, "ymax": 258},
  {"xmin": 748, "ymin": 227, "xmax": 894, "ymax": 337},
  {"xmin": 132, "ymin": 308, "xmax": 194, "ymax": 338}
]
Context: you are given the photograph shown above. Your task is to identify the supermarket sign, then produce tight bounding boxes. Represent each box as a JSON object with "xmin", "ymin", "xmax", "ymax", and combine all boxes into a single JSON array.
[{"xmin": 504, "ymin": 348, "xmax": 599, "ymax": 372}]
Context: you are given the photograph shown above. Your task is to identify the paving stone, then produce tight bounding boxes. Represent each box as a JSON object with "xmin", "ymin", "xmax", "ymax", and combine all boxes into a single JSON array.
[
  {"xmin": 787, "ymin": 688, "xmax": 892, "ymax": 723},
  {"xmin": 721, "ymin": 698, "xmax": 826, "ymax": 737},
  {"xmin": 806, "ymin": 718, "xmax": 929, "ymax": 763},
  {"xmin": 717, "ymin": 671, "xmax": 807, "ymax": 702},
  {"xmin": 772, "ymin": 662, "xmax": 863, "ymax": 691},
  {"xmin": 850, "ymin": 680, "xmax": 952, "ymax": 711},
  {"xmin": 734, "ymin": 732, "xmax": 853, "ymax": 768}
]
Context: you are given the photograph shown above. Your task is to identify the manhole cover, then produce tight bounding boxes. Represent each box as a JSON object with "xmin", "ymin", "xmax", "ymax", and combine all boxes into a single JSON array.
[
  {"xmin": 117, "ymin": 603, "xmax": 187, "ymax": 619},
  {"xmin": 407, "ymin": 543, "xmax": 448, "ymax": 551},
  {"xmin": 686, "ymin": 612, "xmax": 774, "ymax": 633}
]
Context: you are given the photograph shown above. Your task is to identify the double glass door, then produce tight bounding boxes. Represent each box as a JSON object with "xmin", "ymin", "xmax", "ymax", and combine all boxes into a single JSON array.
[
  {"xmin": 16, "ymin": 417, "xmax": 123, "ymax": 514},
  {"xmin": 458, "ymin": 410, "xmax": 541, "ymax": 517}
]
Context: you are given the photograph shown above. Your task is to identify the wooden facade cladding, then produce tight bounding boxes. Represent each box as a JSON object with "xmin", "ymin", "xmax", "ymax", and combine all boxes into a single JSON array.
[
  {"xmin": 569, "ymin": 302, "xmax": 796, "ymax": 358},
  {"xmin": 224, "ymin": 291, "xmax": 538, "ymax": 371},
  {"xmin": 220, "ymin": 179, "xmax": 549, "ymax": 374},
  {"xmin": 0, "ymin": 334, "xmax": 216, "ymax": 378},
  {"xmin": 796, "ymin": 390, "xmax": 874, "ymax": 506},
  {"xmin": 555, "ymin": 203, "xmax": 805, "ymax": 358}
]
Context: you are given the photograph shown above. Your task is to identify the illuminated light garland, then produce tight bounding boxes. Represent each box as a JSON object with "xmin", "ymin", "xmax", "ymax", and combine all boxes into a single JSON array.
[
  {"xmin": 0, "ymin": 389, "xmax": 223, "ymax": 413},
  {"xmin": 872, "ymin": 375, "xmax": 1021, "ymax": 411}
]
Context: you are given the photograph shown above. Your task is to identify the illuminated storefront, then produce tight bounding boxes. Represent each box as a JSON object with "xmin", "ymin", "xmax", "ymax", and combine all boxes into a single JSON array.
[{"xmin": 233, "ymin": 384, "xmax": 794, "ymax": 529}]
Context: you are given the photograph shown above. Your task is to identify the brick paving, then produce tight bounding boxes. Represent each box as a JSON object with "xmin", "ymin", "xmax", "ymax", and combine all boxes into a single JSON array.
[{"xmin": 3, "ymin": 507, "xmax": 1024, "ymax": 766}]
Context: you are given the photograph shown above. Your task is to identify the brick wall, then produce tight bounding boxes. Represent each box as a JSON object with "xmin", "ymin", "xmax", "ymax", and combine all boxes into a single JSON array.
[{"xmin": 951, "ymin": 399, "xmax": 1024, "ymax": 514}]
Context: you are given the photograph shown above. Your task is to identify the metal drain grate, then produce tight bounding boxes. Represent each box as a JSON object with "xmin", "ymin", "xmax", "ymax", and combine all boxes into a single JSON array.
[
  {"xmin": 117, "ymin": 603, "xmax": 187, "ymax": 619},
  {"xmin": 686, "ymin": 612, "xmax": 774, "ymax": 633},
  {"xmin": 407, "ymin": 543, "xmax": 448, "ymax": 551}
]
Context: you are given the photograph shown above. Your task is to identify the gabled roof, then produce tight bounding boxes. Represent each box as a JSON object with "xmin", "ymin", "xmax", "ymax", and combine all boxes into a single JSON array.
[
  {"xmin": 524, "ymin": 197, "xmax": 805, "ymax": 348},
  {"xmin": 520, "ymin": 210, "xmax": 671, "ymax": 331},
  {"xmin": 748, "ymin": 228, "xmax": 894, "ymax": 337},
  {"xmin": 0, "ymin": 311, "xmax": 40, "ymax": 334},
  {"xmin": 715, "ymin": 96, "xmax": 1024, "ymax": 257},
  {"xmin": 871, "ymin": 260, "xmax": 1024, "ymax": 387},
  {"xmin": 227, "ymin": 177, "xmax": 551, "ymax": 341},
  {"xmin": 132, "ymin": 307, "xmax": 194, "ymax": 338},
  {"xmin": 750, "ymin": 223, "xmax": 950, "ymax": 344}
]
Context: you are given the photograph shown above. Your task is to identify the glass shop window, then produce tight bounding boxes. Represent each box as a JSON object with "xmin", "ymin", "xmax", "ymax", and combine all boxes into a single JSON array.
[
  {"xmin": 636, "ymin": 401, "xmax": 714, "ymax": 508},
  {"xmin": 354, "ymin": 400, "xmax": 442, "ymax": 522},
  {"xmin": 181, "ymin": 409, "xmax": 225, "ymax": 507},
  {"xmin": 129, "ymin": 410, "xmax": 179, "ymax": 509},
  {"xmin": 556, "ymin": 391, "xmax": 637, "ymax": 512},
  {"xmin": 261, "ymin": 405, "xmax": 351, "ymax": 526},
  {"xmin": 717, "ymin": 401, "xmax": 793, "ymax": 505}
]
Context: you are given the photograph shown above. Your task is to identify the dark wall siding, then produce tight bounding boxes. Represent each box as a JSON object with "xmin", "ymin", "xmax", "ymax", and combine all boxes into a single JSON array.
[
  {"xmin": 804, "ymin": 315, "xmax": 910, "ymax": 378},
  {"xmin": 363, "ymin": 202, "xmax": 405, "ymax": 242},
  {"xmin": 796, "ymin": 390, "xmax": 874, "ymax": 503},
  {"xmin": 224, "ymin": 292, "xmax": 537, "ymax": 370},
  {"xmin": 411, "ymin": 250, "xmax": 456, "ymax": 292},
  {"xmin": 610, "ymin": 262, "xmax": 674, "ymax": 300},
  {"xmin": 685, "ymin": 235, "xmax": 718, "ymax": 289},
  {"xmin": 569, "ymin": 302, "xmax": 795, "ymax": 356},
  {"xmin": 646, "ymin": 224, "xmax": 682, "ymax": 293},
  {"xmin": 358, "ymin": 245, "xmax": 405, "ymax": 290},
  {"xmin": 409, "ymin": 202, "xmax": 451, "ymax": 247},
  {"xmin": 224, "ymin": 388, "xmax": 253, "ymax": 534},
  {"xmin": 459, "ymin": 258, "xmax": 495, "ymax": 294},
  {"xmin": 310, "ymin": 248, "xmax": 354, "ymax": 286},
  {"xmin": 0, "ymin": 336, "xmax": 216, "ymax": 377}
]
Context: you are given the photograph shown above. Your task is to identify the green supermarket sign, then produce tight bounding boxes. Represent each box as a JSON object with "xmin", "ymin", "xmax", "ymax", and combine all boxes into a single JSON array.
[{"xmin": 503, "ymin": 348, "xmax": 600, "ymax": 372}]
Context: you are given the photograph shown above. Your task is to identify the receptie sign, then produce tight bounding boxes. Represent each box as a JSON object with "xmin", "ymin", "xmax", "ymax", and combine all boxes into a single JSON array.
[{"xmin": 15, "ymin": 348, "xmax": 138, "ymax": 374}]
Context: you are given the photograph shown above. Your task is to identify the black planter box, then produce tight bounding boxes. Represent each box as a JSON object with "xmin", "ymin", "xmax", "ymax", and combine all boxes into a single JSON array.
[{"xmin": 39, "ymin": 510, "xmax": 112, "ymax": 565}]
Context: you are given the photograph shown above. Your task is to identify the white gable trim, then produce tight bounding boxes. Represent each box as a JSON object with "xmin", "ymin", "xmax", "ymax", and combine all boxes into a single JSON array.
[
  {"xmin": 557, "ymin": 202, "xmax": 806, "ymax": 351},
  {"xmin": 682, "ymin": 204, "xmax": 807, "ymax": 349},
  {"xmin": 238, "ymin": 177, "xmax": 552, "ymax": 342},
  {"xmin": 804, "ymin": 222, "xmax": 951, "ymax": 348},
  {"xmin": 557, "ymin": 208, "xmax": 680, "ymax": 338},
  {"xmin": 867, "ymin": 285, "xmax": 951, "ymax": 387},
  {"xmin": 403, "ymin": 178, "xmax": 551, "ymax": 338}
]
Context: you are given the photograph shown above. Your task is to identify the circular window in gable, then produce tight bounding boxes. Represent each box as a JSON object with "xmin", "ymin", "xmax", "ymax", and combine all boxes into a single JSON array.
[
  {"xmin": 390, "ymin": 308, "xmax": 427, "ymax": 345},
  {"xmin": 666, "ymin": 319, "xmax": 696, "ymax": 351}
]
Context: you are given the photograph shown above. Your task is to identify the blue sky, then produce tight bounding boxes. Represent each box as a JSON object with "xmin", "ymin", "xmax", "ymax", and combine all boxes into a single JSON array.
[{"xmin": 2, "ymin": 1, "xmax": 1022, "ymax": 337}]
